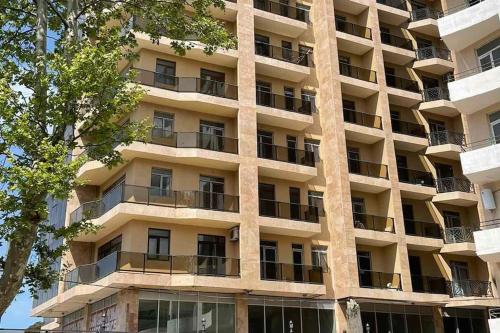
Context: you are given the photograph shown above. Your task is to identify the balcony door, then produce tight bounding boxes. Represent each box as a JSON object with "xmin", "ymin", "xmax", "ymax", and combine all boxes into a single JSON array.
[
  {"xmin": 200, "ymin": 68, "xmax": 225, "ymax": 97},
  {"xmin": 352, "ymin": 197, "xmax": 366, "ymax": 228},
  {"xmin": 256, "ymin": 80, "xmax": 272, "ymax": 107},
  {"xmin": 97, "ymin": 235, "xmax": 122, "ymax": 278},
  {"xmin": 289, "ymin": 187, "xmax": 301, "ymax": 220},
  {"xmin": 380, "ymin": 26, "xmax": 391, "ymax": 44},
  {"xmin": 259, "ymin": 183, "xmax": 276, "ymax": 217},
  {"xmin": 292, "ymin": 244, "xmax": 304, "ymax": 282},
  {"xmin": 255, "ymin": 34, "xmax": 270, "ymax": 57},
  {"xmin": 403, "ymin": 204, "xmax": 416, "ymax": 235},
  {"xmin": 342, "ymin": 99, "xmax": 356, "ymax": 123},
  {"xmin": 155, "ymin": 59, "xmax": 176, "ymax": 87},
  {"xmin": 260, "ymin": 241, "xmax": 278, "ymax": 280},
  {"xmin": 396, "ymin": 154, "xmax": 409, "ymax": 183},
  {"xmin": 284, "ymin": 86, "xmax": 295, "ymax": 111},
  {"xmin": 347, "ymin": 147, "xmax": 361, "ymax": 174},
  {"xmin": 199, "ymin": 120, "xmax": 224, "ymax": 151},
  {"xmin": 281, "ymin": 40, "xmax": 293, "ymax": 62},
  {"xmin": 339, "ymin": 56, "xmax": 351, "ymax": 77},
  {"xmin": 450, "ymin": 261, "xmax": 470, "ymax": 297},
  {"xmin": 477, "ymin": 37, "xmax": 500, "ymax": 72},
  {"xmin": 199, "ymin": 176, "xmax": 224, "ymax": 210},
  {"xmin": 197, "ymin": 234, "xmax": 225, "ymax": 276},
  {"xmin": 428, "ymin": 119, "xmax": 447, "ymax": 145},
  {"xmin": 150, "ymin": 168, "xmax": 172, "ymax": 198},
  {"xmin": 409, "ymin": 255, "xmax": 424, "ymax": 292},
  {"xmin": 257, "ymin": 130, "xmax": 274, "ymax": 159},
  {"xmin": 489, "ymin": 111, "xmax": 500, "ymax": 143},
  {"xmin": 287, "ymin": 135, "xmax": 297, "ymax": 163},
  {"xmin": 357, "ymin": 251, "xmax": 373, "ymax": 287},
  {"xmin": 385, "ymin": 67, "xmax": 396, "ymax": 87},
  {"xmin": 153, "ymin": 112, "xmax": 174, "ymax": 142}
]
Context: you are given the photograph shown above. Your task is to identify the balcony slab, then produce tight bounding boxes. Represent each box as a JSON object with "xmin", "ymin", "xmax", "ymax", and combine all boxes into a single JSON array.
[
  {"xmin": 432, "ymin": 192, "xmax": 478, "ymax": 206},
  {"xmin": 474, "ymin": 228, "xmax": 500, "ymax": 262},
  {"xmin": 344, "ymin": 122, "xmax": 385, "ymax": 144},
  {"xmin": 413, "ymin": 58, "xmax": 454, "ymax": 76},
  {"xmin": 333, "ymin": 0, "xmax": 370, "ymax": 15},
  {"xmin": 259, "ymin": 216, "xmax": 322, "ymax": 237},
  {"xmin": 340, "ymin": 75, "xmax": 379, "ymax": 98},
  {"xmin": 441, "ymin": 242, "xmax": 476, "ymax": 256},
  {"xmin": 381, "ymin": 44, "xmax": 416, "ymax": 66},
  {"xmin": 255, "ymin": 55, "xmax": 311, "ymax": 82},
  {"xmin": 399, "ymin": 182, "xmax": 437, "ymax": 200},
  {"xmin": 354, "ymin": 228, "xmax": 398, "ymax": 246},
  {"xmin": 406, "ymin": 235, "xmax": 444, "ymax": 251},
  {"xmin": 254, "ymin": 9, "xmax": 308, "ymax": 38},
  {"xmin": 387, "ymin": 87, "xmax": 422, "ymax": 108},
  {"xmin": 256, "ymin": 105, "xmax": 314, "ymax": 131},
  {"xmin": 460, "ymin": 144, "xmax": 500, "ymax": 185},
  {"xmin": 376, "ymin": 3, "xmax": 410, "ymax": 26},
  {"xmin": 393, "ymin": 133, "xmax": 428, "ymax": 152},
  {"xmin": 408, "ymin": 19, "xmax": 439, "ymax": 37},
  {"xmin": 349, "ymin": 173, "xmax": 392, "ymax": 194},
  {"xmin": 336, "ymin": 32, "xmax": 374, "ymax": 55},
  {"xmin": 419, "ymin": 99, "xmax": 459, "ymax": 117},
  {"xmin": 425, "ymin": 144, "xmax": 462, "ymax": 160},
  {"xmin": 257, "ymin": 158, "xmax": 317, "ymax": 182},
  {"xmin": 252, "ymin": 280, "xmax": 327, "ymax": 297}
]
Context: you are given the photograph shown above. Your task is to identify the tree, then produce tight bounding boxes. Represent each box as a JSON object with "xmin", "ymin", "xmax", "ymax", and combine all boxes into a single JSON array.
[{"xmin": 0, "ymin": 0, "xmax": 236, "ymax": 318}]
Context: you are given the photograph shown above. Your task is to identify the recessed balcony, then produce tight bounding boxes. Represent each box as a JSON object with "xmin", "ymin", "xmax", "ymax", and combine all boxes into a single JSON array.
[
  {"xmin": 254, "ymin": 42, "xmax": 312, "ymax": 82},
  {"xmin": 344, "ymin": 109, "xmax": 385, "ymax": 144},
  {"xmin": 445, "ymin": 279, "xmax": 493, "ymax": 298},
  {"xmin": 420, "ymin": 87, "xmax": 458, "ymax": 116},
  {"xmin": 132, "ymin": 68, "xmax": 238, "ymax": 116},
  {"xmin": 376, "ymin": 0, "xmax": 410, "ymax": 26},
  {"xmin": 386, "ymin": 74, "xmax": 422, "ymax": 107},
  {"xmin": 253, "ymin": 0, "xmax": 310, "ymax": 38},
  {"xmin": 353, "ymin": 213, "xmax": 395, "ymax": 245},
  {"xmin": 348, "ymin": 159, "xmax": 391, "ymax": 193},
  {"xmin": 398, "ymin": 168, "xmax": 437, "ymax": 199},
  {"xmin": 414, "ymin": 47, "xmax": 454, "ymax": 75},
  {"xmin": 411, "ymin": 275, "xmax": 448, "ymax": 294},
  {"xmin": 358, "ymin": 270, "xmax": 402, "ymax": 290},
  {"xmin": 433, "ymin": 177, "xmax": 477, "ymax": 206},
  {"xmin": 260, "ymin": 261, "xmax": 324, "ymax": 284},
  {"xmin": 426, "ymin": 130, "xmax": 465, "ymax": 160},
  {"xmin": 408, "ymin": 8, "xmax": 442, "ymax": 37},
  {"xmin": 256, "ymin": 90, "xmax": 314, "ymax": 130},
  {"xmin": 392, "ymin": 119, "xmax": 428, "ymax": 151},
  {"xmin": 70, "ymin": 185, "xmax": 240, "ymax": 242},
  {"xmin": 405, "ymin": 220, "xmax": 444, "ymax": 251},
  {"xmin": 257, "ymin": 143, "xmax": 317, "ymax": 181},
  {"xmin": 339, "ymin": 64, "xmax": 379, "ymax": 98},
  {"xmin": 381, "ymin": 33, "xmax": 416, "ymax": 65},
  {"xmin": 335, "ymin": 19, "xmax": 374, "ymax": 55},
  {"xmin": 460, "ymin": 138, "xmax": 500, "ymax": 184},
  {"xmin": 438, "ymin": 0, "xmax": 500, "ymax": 51},
  {"xmin": 474, "ymin": 219, "xmax": 500, "ymax": 262}
]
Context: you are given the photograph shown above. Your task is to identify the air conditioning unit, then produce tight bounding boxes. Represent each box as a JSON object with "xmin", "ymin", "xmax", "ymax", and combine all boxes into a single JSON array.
[{"xmin": 229, "ymin": 226, "xmax": 239, "ymax": 241}]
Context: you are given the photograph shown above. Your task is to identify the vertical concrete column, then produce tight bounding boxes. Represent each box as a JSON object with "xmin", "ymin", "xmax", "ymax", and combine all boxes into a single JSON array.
[
  {"xmin": 235, "ymin": 0, "xmax": 259, "ymax": 331},
  {"xmin": 82, "ymin": 303, "xmax": 92, "ymax": 331},
  {"xmin": 313, "ymin": 0, "xmax": 360, "ymax": 317},
  {"xmin": 433, "ymin": 306, "xmax": 445, "ymax": 333},
  {"xmin": 235, "ymin": 295, "xmax": 249, "ymax": 333},
  {"xmin": 115, "ymin": 288, "xmax": 139, "ymax": 332},
  {"xmin": 367, "ymin": 0, "xmax": 412, "ymax": 292}
]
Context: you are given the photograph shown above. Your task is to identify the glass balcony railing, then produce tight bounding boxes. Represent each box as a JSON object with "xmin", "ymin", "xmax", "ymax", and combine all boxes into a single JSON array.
[
  {"xmin": 147, "ymin": 129, "xmax": 238, "ymax": 154},
  {"xmin": 348, "ymin": 159, "xmax": 389, "ymax": 179},
  {"xmin": 422, "ymin": 87, "xmax": 450, "ymax": 101},
  {"xmin": 253, "ymin": 0, "xmax": 310, "ymax": 23},
  {"xmin": 380, "ymin": 32, "xmax": 414, "ymax": 50},
  {"xmin": 411, "ymin": 275, "xmax": 448, "ymax": 294},
  {"xmin": 397, "ymin": 168, "xmax": 435, "ymax": 187},
  {"xmin": 343, "ymin": 109, "xmax": 383, "ymax": 129},
  {"xmin": 70, "ymin": 184, "xmax": 240, "ymax": 224},
  {"xmin": 446, "ymin": 279, "xmax": 492, "ymax": 298},
  {"xmin": 410, "ymin": 7, "xmax": 442, "ymax": 21},
  {"xmin": 339, "ymin": 63, "xmax": 377, "ymax": 83},
  {"xmin": 443, "ymin": 226, "xmax": 476, "ymax": 243},
  {"xmin": 436, "ymin": 177, "xmax": 474, "ymax": 194},
  {"xmin": 359, "ymin": 270, "xmax": 402, "ymax": 290},
  {"xmin": 416, "ymin": 46, "xmax": 452, "ymax": 61},
  {"xmin": 464, "ymin": 136, "xmax": 500, "ymax": 151},
  {"xmin": 441, "ymin": 0, "xmax": 485, "ymax": 16},
  {"xmin": 64, "ymin": 251, "xmax": 240, "ymax": 291},
  {"xmin": 131, "ymin": 68, "xmax": 238, "ymax": 100},
  {"xmin": 391, "ymin": 119, "xmax": 426, "ymax": 137},
  {"xmin": 386, "ymin": 74, "xmax": 420, "ymax": 93},
  {"xmin": 376, "ymin": 0, "xmax": 407, "ymax": 10},
  {"xmin": 428, "ymin": 130, "xmax": 465, "ymax": 146},
  {"xmin": 257, "ymin": 142, "xmax": 316, "ymax": 167},
  {"xmin": 445, "ymin": 57, "xmax": 500, "ymax": 82},
  {"xmin": 404, "ymin": 219, "xmax": 442, "ymax": 238},
  {"xmin": 260, "ymin": 261, "xmax": 324, "ymax": 284},
  {"xmin": 255, "ymin": 42, "xmax": 313, "ymax": 67},
  {"xmin": 256, "ymin": 90, "xmax": 315, "ymax": 114},
  {"xmin": 353, "ymin": 212, "xmax": 395, "ymax": 233},
  {"xmin": 258, "ymin": 198, "xmax": 324, "ymax": 222},
  {"xmin": 335, "ymin": 19, "xmax": 372, "ymax": 39},
  {"xmin": 479, "ymin": 218, "xmax": 500, "ymax": 230}
]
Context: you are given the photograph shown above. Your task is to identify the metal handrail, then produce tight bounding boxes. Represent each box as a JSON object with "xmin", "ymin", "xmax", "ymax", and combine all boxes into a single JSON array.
[
  {"xmin": 445, "ymin": 56, "xmax": 500, "ymax": 82},
  {"xmin": 380, "ymin": 32, "xmax": 414, "ymax": 50},
  {"xmin": 386, "ymin": 74, "xmax": 420, "ymax": 93},
  {"xmin": 442, "ymin": 0, "xmax": 485, "ymax": 16},
  {"xmin": 257, "ymin": 142, "xmax": 316, "ymax": 167},
  {"xmin": 422, "ymin": 87, "xmax": 450, "ymax": 101},
  {"xmin": 348, "ymin": 158, "xmax": 389, "ymax": 179},
  {"xmin": 258, "ymin": 198, "xmax": 324, "ymax": 222},
  {"xmin": 490, "ymin": 308, "xmax": 500, "ymax": 319},
  {"xmin": 411, "ymin": 275, "xmax": 448, "ymax": 294},
  {"xmin": 353, "ymin": 212, "xmax": 395, "ymax": 233},
  {"xmin": 147, "ymin": 129, "xmax": 238, "ymax": 154},
  {"xmin": 404, "ymin": 219, "xmax": 442, "ymax": 238},
  {"xmin": 397, "ymin": 167, "xmax": 435, "ymax": 187},
  {"xmin": 376, "ymin": 0, "xmax": 407, "ymax": 10},
  {"xmin": 255, "ymin": 41, "xmax": 313, "ymax": 67},
  {"xmin": 391, "ymin": 119, "xmax": 426, "ymax": 138},
  {"xmin": 343, "ymin": 108, "xmax": 383, "ymax": 129},
  {"xmin": 130, "ymin": 68, "xmax": 238, "ymax": 99},
  {"xmin": 416, "ymin": 46, "xmax": 452, "ymax": 61},
  {"xmin": 358, "ymin": 270, "xmax": 402, "ymax": 290},
  {"xmin": 446, "ymin": 279, "xmax": 492, "ymax": 298},
  {"xmin": 256, "ymin": 90, "xmax": 315, "ymax": 114},
  {"xmin": 253, "ymin": 0, "xmax": 310, "ymax": 23},
  {"xmin": 260, "ymin": 261, "xmax": 324, "ymax": 284},
  {"xmin": 339, "ymin": 63, "xmax": 378, "ymax": 83},
  {"xmin": 463, "ymin": 136, "xmax": 500, "ymax": 151},
  {"xmin": 428, "ymin": 130, "xmax": 466, "ymax": 146},
  {"xmin": 335, "ymin": 19, "xmax": 372, "ymax": 39},
  {"xmin": 443, "ymin": 226, "xmax": 476, "ymax": 243},
  {"xmin": 480, "ymin": 219, "xmax": 500, "ymax": 230},
  {"xmin": 436, "ymin": 177, "xmax": 474, "ymax": 194},
  {"xmin": 410, "ymin": 7, "xmax": 442, "ymax": 21}
]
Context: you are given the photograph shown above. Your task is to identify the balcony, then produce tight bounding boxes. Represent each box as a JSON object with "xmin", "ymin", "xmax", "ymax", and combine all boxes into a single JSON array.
[
  {"xmin": 446, "ymin": 280, "xmax": 493, "ymax": 298},
  {"xmin": 253, "ymin": 0, "xmax": 309, "ymax": 38},
  {"xmin": 386, "ymin": 74, "xmax": 422, "ymax": 107},
  {"xmin": 260, "ymin": 261, "xmax": 324, "ymax": 284},
  {"xmin": 339, "ymin": 64, "xmax": 378, "ymax": 98},
  {"xmin": 426, "ymin": 130, "xmax": 465, "ymax": 160},
  {"xmin": 344, "ymin": 109, "xmax": 384, "ymax": 144},
  {"xmin": 398, "ymin": 168, "xmax": 437, "ymax": 199},
  {"xmin": 443, "ymin": 226, "xmax": 476, "ymax": 247},
  {"xmin": 438, "ymin": 0, "xmax": 500, "ymax": 51},
  {"xmin": 420, "ymin": 87, "xmax": 458, "ymax": 116},
  {"xmin": 446, "ymin": 62, "xmax": 500, "ymax": 115},
  {"xmin": 358, "ymin": 270, "xmax": 402, "ymax": 290},
  {"xmin": 434, "ymin": 177, "xmax": 477, "ymax": 206},
  {"xmin": 353, "ymin": 212, "xmax": 395, "ymax": 233},
  {"xmin": 335, "ymin": 19, "xmax": 374, "ymax": 55},
  {"xmin": 257, "ymin": 142, "xmax": 317, "ymax": 181},
  {"xmin": 380, "ymin": 33, "xmax": 416, "ymax": 65},
  {"xmin": 255, "ymin": 42, "xmax": 312, "ymax": 82},
  {"xmin": 259, "ymin": 199, "xmax": 323, "ymax": 223},
  {"xmin": 460, "ymin": 137, "xmax": 500, "ymax": 184},
  {"xmin": 348, "ymin": 159, "xmax": 391, "ymax": 193},
  {"xmin": 392, "ymin": 119, "xmax": 428, "ymax": 151},
  {"xmin": 473, "ymin": 219, "xmax": 500, "ymax": 262},
  {"xmin": 255, "ymin": 90, "xmax": 314, "ymax": 130},
  {"xmin": 70, "ymin": 185, "xmax": 240, "ymax": 241},
  {"xmin": 376, "ymin": 0, "xmax": 410, "ymax": 26},
  {"xmin": 132, "ymin": 68, "xmax": 238, "ymax": 116},
  {"xmin": 411, "ymin": 275, "xmax": 448, "ymax": 294},
  {"xmin": 409, "ymin": 8, "xmax": 442, "ymax": 37},
  {"xmin": 490, "ymin": 309, "xmax": 500, "ymax": 333},
  {"xmin": 414, "ymin": 47, "xmax": 454, "ymax": 75},
  {"xmin": 405, "ymin": 220, "xmax": 443, "ymax": 251}
]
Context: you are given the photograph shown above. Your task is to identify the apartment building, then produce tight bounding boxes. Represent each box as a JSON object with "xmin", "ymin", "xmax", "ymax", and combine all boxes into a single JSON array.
[
  {"xmin": 31, "ymin": 0, "xmax": 500, "ymax": 332},
  {"xmin": 438, "ymin": 0, "xmax": 500, "ymax": 332}
]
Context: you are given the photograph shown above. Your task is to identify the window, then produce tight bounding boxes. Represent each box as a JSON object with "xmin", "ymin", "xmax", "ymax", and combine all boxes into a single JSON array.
[
  {"xmin": 301, "ymin": 89, "xmax": 316, "ymax": 113},
  {"xmin": 312, "ymin": 245, "xmax": 328, "ymax": 270},
  {"xmin": 256, "ymin": 80, "xmax": 272, "ymax": 107},
  {"xmin": 150, "ymin": 168, "xmax": 172, "ymax": 196},
  {"xmin": 255, "ymin": 34, "xmax": 270, "ymax": 57},
  {"xmin": 477, "ymin": 37, "xmax": 500, "ymax": 72},
  {"xmin": 97, "ymin": 235, "xmax": 122, "ymax": 260},
  {"xmin": 489, "ymin": 111, "xmax": 500, "ymax": 143},
  {"xmin": 148, "ymin": 229, "xmax": 170, "ymax": 258},
  {"xmin": 308, "ymin": 191, "xmax": 324, "ymax": 212},
  {"xmin": 155, "ymin": 59, "xmax": 176, "ymax": 86},
  {"xmin": 304, "ymin": 139, "xmax": 320, "ymax": 161},
  {"xmin": 153, "ymin": 112, "xmax": 174, "ymax": 136},
  {"xmin": 298, "ymin": 45, "xmax": 313, "ymax": 66}
]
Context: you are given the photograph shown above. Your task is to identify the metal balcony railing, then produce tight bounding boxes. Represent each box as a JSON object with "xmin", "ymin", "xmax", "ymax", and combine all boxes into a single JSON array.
[
  {"xmin": 463, "ymin": 136, "xmax": 500, "ymax": 151},
  {"xmin": 353, "ymin": 212, "xmax": 395, "ymax": 233},
  {"xmin": 359, "ymin": 270, "xmax": 402, "ymax": 290},
  {"xmin": 428, "ymin": 130, "xmax": 465, "ymax": 146},
  {"xmin": 70, "ymin": 185, "xmax": 240, "ymax": 224},
  {"xmin": 257, "ymin": 142, "xmax": 316, "ymax": 167},
  {"xmin": 445, "ymin": 56, "xmax": 500, "ymax": 82},
  {"xmin": 443, "ymin": 226, "xmax": 476, "ymax": 243},
  {"xmin": 64, "ymin": 251, "xmax": 240, "ymax": 291},
  {"xmin": 441, "ymin": 0, "xmax": 485, "ymax": 16},
  {"xmin": 253, "ymin": 0, "xmax": 310, "ymax": 22},
  {"xmin": 411, "ymin": 275, "xmax": 448, "ymax": 294},
  {"xmin": 335, "ymin": 19, "xmax": 372, "ymax": 39},
  {"xmin": 489, "ymin": 308, "xmax": 500, "ymax": 319},
  {"xmin": 386, "ymin": 74, "xmax": 420, "ymax": 93},
  {"xmin": 416, "ymin": 46, "xmax": 452, "ymax": 61},
  {"xmin": 446, "ymin": 280, "xmax": 493, "ymax": 298},
  {"xmin": 131, "ymin": 68, "xmax": 238, "ymax": 100},
  {"xmin": 410, "ymin": 7, "xmax": 442, "ymax": 21},
  {"xmin": 255, "ymin": 42, "xmax": 313, "ymax": 67},
  {"xmin": 404, "ymin": 219, "xmax": 442, "ymax": 238},
  {"xmin": 343, "ymin": 109, "xmax": 383, "ymax": 129},
  {"xmin": 148, "ymin": 129, "xmax": 238, "ymax": 154},
  {"xmin": 256, "ymin": 90, "xmax": 315, "ymax": 115},
  {"xmin": 436, "ymin": 177, "xmax": 474, "ymax": 194},
  {"xmin": 391, "ymin": 119, "xmax": 426, "ymax": 138},
  {"xmin": 260, "ymin": 261, "xmax": 324, "ymax": 284},
  {"xmin": 480, "ymin": 218, "xmax": 500, "ymax": 230},
  {"xmin": 376, "ymin": 0, "xmax": 407, "ymax": 10},
  {"xmin": 348, "ymin": 158, "xmax": 389, "ymax": 179},
  {"xmin": 397, "ymin": 168, "xmax": 435, "ymax": 187},
  {"xmin": 339, "ymin": 63, "xmax": 377, "ymax": 83},
  {"xmin": 380, "ymin": 32, "xmax": 414, "ymax": 50},
  {"xmin": 258, "ymin": 198, "xmax": 324, "ymax": 222},
  {"xmin": 422, "ymin": 87, "xmax": 450, "ymax": 102}
]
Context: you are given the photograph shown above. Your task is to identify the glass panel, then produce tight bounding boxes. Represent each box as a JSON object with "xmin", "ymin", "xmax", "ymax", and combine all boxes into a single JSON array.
[
  {"xmin": 138, "ymin": 300, "xmax": 158, "ymax": 333},
  {"xmin": 159, "ymin": 300, "xmax": 178, "ymax": 333},
  {"xmin": 248, "ymin": 305, "xmax": 265, "ymax": 333},
  {"xmin": 179, "ymin": 302, "xmax": 197, "ymax": 333},
  {"xmin": 218, "ymin": 303, "xmax": 235, "ymax": 333},
  {"xmin": 200, "ymin": 303, "xmax": 217, "ymax": 333},
  {"xmin": 319, "ymin": 309, "xmax": 334, "ymax": 333},
  {"xmin": 265, "ymin": 306, "xmax": 283, "ymax": 333},
  {"xmin": 376, "ymin": 312, "xmax": 391, "ymax": 333},
  {"xmin": 284, "ymin": 307, "xmax": 302, "ymax": 333},
  {"xmin": 302, "ymin": 308, "xmax": 319, "ymax": 333}
]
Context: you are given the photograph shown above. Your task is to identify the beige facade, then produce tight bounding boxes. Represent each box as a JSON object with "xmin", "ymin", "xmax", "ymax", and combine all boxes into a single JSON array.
[{"xmin": 32, "ymin": 0, "xmax": 500, "ymax": 332}]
